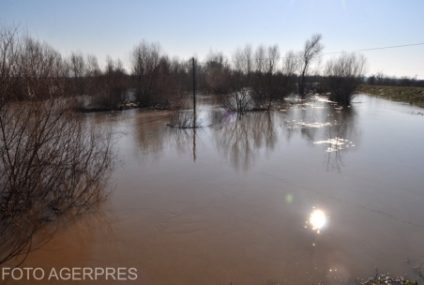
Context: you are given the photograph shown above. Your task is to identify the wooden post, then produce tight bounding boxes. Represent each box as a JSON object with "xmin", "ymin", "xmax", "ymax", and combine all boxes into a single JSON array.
[
  {"xmin": 192, "ymin": 57, "xmax": 196, "ymax": 128},
  {"xmin": 192, "ymin": 58, "xmax": 197, "ymax": 161}
]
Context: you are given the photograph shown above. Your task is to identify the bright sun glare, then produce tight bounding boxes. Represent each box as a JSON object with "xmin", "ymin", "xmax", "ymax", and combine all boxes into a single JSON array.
[{"xmin": 309, "ymin": 208, "xmax": 327, "ymax": 233}]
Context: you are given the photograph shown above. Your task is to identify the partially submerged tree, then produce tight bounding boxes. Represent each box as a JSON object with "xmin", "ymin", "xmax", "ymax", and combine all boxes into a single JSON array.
[
  {"xmin": 233, "ymin": 45, "xmax": 253, "ymax": 76},
  {"xmin": 131, "ymin": 41, "xmax": 161, "ymax": 105},
  {"xmin": 279, "ymin": 50, "xmax": 299, "ymax": 96},
  {"xmin": 298, "ymin": 34, "xmax": 323, "ymax": 98},
  {"xmin": 324, "ymin": 53, "xmax": 366, "ymax": 106},
  {"xmin": 226, "ymin": 45, "xmax": 255, "ymax": 113},
  {"xmin": 69, "ymin": 52, "xmax": 86, "ymax": 96},
  {"xmin": 0, "ymin": 29, "xmax": 112, "ymax": 265},
  {"xmin": 251, "ymin": 45, "xmax": 280, "ymax": 108},
  {"xmin": 282, "ymin": 50, "xmax": 299, "ymax": 76},
  {"xmin": 263, "ymin": 45, "xmax": 280, "ymax": 107},
  {"xmin": 203, "ymin": 52, "xmax": 231, "ymax": 94},
  {"xmin": 100, "ymin": 56, "xmax": 127, "ymax": 108},
  {"xmin": 131, "ymin": 41, "xmax": 189, "ymax": 108}
]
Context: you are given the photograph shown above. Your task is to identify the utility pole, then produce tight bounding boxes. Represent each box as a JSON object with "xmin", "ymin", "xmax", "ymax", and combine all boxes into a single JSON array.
[
  {"xmin": 192, "ymin": 57, "xmax": 197, "ymax": 161},
  {"xmin": 192, "ymin": 57, "xmax": 196, "ymax": 128}
]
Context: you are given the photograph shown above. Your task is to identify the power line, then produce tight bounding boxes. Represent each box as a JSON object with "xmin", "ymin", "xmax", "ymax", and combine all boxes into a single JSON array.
[
  {"xmin": 324, "ymin": 41, "xmax": 424, "ymax": 55},
  {"xmin": 196, "ymin": 41, "xmax": 424, "ymax": 64}
]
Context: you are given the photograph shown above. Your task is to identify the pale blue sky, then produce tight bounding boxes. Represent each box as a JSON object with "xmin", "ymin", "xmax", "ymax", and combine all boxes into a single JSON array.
[{"xmin": 1, "ymin": 0, "xmax": 423, "ymax": 77}]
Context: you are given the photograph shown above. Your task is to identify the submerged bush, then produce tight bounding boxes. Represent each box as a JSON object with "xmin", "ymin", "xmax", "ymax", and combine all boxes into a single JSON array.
[
  {"xmin": 0, "ymin": 100, "xmax": 112, "ymax": 265},
  {"xmin": 0, "ymin": 28, "xmax": 112, "ymax": 265},
  {"xmin": 324, "ymin": 53, "xmax": 366, "ymax": 106}
]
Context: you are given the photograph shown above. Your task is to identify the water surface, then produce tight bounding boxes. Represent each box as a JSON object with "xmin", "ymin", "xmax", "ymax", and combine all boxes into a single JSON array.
[{"xmin": 17, "ymin": 94, "xmax": 424, "ymax": 284}]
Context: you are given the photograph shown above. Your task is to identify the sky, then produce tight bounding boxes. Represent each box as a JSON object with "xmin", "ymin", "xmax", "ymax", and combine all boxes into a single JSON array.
[{"xmin": 1, "ymin": 0, "xmax": 423, "ymax": 78}]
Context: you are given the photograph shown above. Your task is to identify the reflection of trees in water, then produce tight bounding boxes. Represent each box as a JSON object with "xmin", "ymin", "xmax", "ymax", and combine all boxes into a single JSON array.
[
  {"xmin": 324, "ymin": 107, "xmax": 357, "ymax": 172},
  {"xmin": 133, "ymin": 109, "xmax": 278, "ymax": 170},
  {"xmin": 213, "ymin": 112, "xmax": 277, "ymax": 171},
  {"xmin": 133, "ymin": 101, "xmax": 358, "ymax": 172},
  {"xmin": 281, "ymin": 101, "xmax": 358, "ymax": 171},
  {"xmin": 172, "ymin": 128, "xmax": 199, "ymax": 159},
  {"xmin": 282, "ymin": 103, "xmax": 330, "ymax": 143},
  {"xmin": 134, "ymin": 111, "xmax": 197, "ymax": 159},
  {"xmin": 134, "ymin": 111, "xmax": 172, "ymax": 155}
]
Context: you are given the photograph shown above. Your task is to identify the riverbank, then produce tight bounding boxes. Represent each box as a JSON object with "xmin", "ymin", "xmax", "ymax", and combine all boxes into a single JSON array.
[{"xmin": 359, "ymin": 85, "xmax": 424, "ymax": 108}]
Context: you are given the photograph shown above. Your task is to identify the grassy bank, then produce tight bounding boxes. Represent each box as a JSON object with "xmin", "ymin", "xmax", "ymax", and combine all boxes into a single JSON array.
[{"xmin": 359, "ymin": 85, "xmax": 424, "ymax": 108}]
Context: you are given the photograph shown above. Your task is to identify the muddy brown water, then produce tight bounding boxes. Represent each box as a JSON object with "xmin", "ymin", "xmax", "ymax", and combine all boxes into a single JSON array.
[{"xmin": 10, "ymin": 95, "xmax": 424, "ymax": 284}]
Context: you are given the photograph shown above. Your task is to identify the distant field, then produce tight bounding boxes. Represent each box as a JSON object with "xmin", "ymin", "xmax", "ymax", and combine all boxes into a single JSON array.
[{"xmin": 359, "ymin": 85, "xmax": 424, "ymax": 108}]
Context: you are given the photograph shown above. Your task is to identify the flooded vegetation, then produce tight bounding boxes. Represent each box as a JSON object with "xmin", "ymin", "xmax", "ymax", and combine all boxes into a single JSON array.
[
  {"xmin": 0, "ymin": 29, "xmax": 112, "ymax": 266},
  {"xmin": 6, "ymin": 94, "xmax": 424, "ymax": 284},
  {"xmin": 1, "ymin": 4, "xmax": 424, "ymax": 282}
]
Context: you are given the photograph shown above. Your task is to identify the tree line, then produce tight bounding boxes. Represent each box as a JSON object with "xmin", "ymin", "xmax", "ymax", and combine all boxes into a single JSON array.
[
  {"xmin": 366, "ymin": 74, "xmax": 424, "ymax": 87},
  {"xmin": 0, "ymin": 27, "xmax": 373, "ymax": 113}
]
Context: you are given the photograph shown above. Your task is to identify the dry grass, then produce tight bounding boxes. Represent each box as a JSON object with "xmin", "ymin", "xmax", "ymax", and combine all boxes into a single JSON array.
[{"xmin": 359, "ymin": 85, "xmax": 424, "ymax": 107}]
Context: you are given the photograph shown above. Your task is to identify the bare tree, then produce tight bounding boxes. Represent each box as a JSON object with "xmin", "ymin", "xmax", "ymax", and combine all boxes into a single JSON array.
[
  {"xmin": 0, "ymin": 28, "xmax": 20, "ymax": 104},
  {"xmin": 233, "ymin": 45, "xmax": 253, "ymax": 76},
  {"xmin": 204, "ymin": 52, "xmax": 231, "ymax": 94},
  {"xmin": 282, "ymin": 50, "xmax": 299, "ymax": 76},
  {"xmin": 298, "ymin": 34, "xmax": 323, "ymax": 98},
  {"xmin": 103, "ymin": 56, "xmax": 127, "ymax": 108},
  {"xmin": 263, "ymin": 45, "xmax": 280, "ymax": 108},
  {"xmin": 0, "ymin": 29, "xmax": 112, "ymax": 266},
  {"xmin": 169, "ymin": 57, "xmax": 191, "ymax": 100},
  {"xmin": 265, "ymin": 45, "xmax": 280, "ymax": 74},
  {"xmin": 251, "ymin": 45, "xmax": 281, "ymax": 108},
  {"xmin": 254, "ymin": 45, "xmax": 266, "ymax": 73},
  {"xmin": 131, "ymin": 41, "xmax": 161, "ymax": 105},
  {"xmin": 228, "ymin": 45, "xmax": 256, "ymax": 113},
  {"xmin": 83, "ymin": 54, "xmax": 101, "ymax": 103},
  {"xmin": 86, "ymin": 54, "xmax": 101, "ymax": 76},
  {"xmin": 324, "ymin": 52, "xmax": 366, "ymax": 106},
  {"xmin": 70, "ymin": 53, "xmax": 85, "ymax": 77},
  {"xmin": 69, "ymin": 52, "xmax": 86, "ymax": 96}
]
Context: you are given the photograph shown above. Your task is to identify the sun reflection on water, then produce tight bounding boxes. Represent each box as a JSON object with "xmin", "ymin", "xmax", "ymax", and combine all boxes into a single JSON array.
[{"xmin": 307, "ymin": 208, "xmax": 328, "ymax": 234}]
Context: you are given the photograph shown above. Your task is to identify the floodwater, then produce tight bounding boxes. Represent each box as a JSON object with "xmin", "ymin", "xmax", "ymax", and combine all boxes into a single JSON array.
[{"xmin": 13, "ymin": 94, "xmax": 424, "ymax": 284}]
